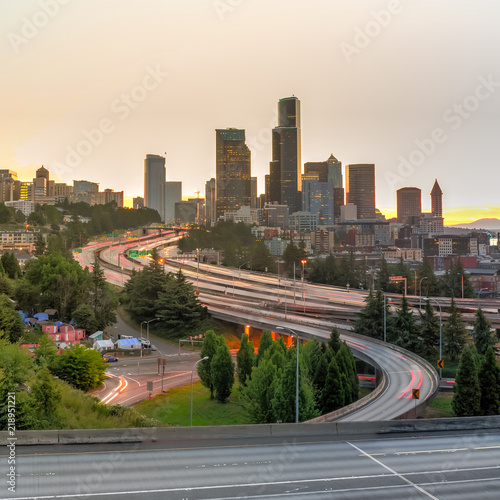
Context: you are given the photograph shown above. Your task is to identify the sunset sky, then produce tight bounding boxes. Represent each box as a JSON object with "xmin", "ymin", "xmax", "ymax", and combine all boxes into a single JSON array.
[{"xmin": 1, "ymin": 0, "xmax": 499, "ymax": 224}]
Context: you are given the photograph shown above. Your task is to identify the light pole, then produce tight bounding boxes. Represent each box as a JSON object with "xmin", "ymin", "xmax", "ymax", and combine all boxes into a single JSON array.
[
  {"xmin": 424, "ymin": 297, "xmax": 442, "ymax": 379},
  {"xmin": 419, "ymin": 276, "xmax": 428, "ymax": 309},
  {"xmin": 275, "ymin": 326, "xmax": 300, "ymax": 423},
  {"xmin": 383, "ymin": 293, "xmax": 387, "ymax": 343},
  {"xmin": 191, "ymin": 356, "xmax": 209, "ymax": 426},
  {"xmin": 478, "ymin": 287, "xmax": 488, "ymax": 309},
  {"xmin": 301, "ymin": 259, "xmax": 307, "ymax": 312},
  {"xmin": 145, "ymin": 318, "xmax": 160, "ymax": 344}
]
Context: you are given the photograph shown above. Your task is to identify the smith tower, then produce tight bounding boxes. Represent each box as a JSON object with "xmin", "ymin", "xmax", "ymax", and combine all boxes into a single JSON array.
[{"xmin": 268, "ymin": 96, "xmax": 302, "ymax": 213}]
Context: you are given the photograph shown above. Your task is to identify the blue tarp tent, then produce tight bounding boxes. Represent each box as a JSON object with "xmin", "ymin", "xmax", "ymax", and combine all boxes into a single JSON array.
[
  {"xmin": 55, "ymin": 321, "xmax": 64, "ymax": 327},
  {"xmin": 33, "ymin": 312, "xmax": 49, "ymax": 321}
]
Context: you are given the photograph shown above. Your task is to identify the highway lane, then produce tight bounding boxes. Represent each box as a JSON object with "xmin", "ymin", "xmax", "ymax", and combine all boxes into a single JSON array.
[
  {"xmin": 84, "ymin": 238, "xmax": 439, "ymax": 421},
  {"xmin": 3, "ymin": 431, "xmax": 500, "ymax": 499}
]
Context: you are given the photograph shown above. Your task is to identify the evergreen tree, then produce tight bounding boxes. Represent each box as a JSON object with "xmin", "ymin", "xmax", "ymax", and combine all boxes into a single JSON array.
[
  {"xmin": 0, "ymin": 252, "xmax": 21, "ymax": 279},
  {"xmin": 416, "ymin": 257, "xmax": 440, "ymax": 298},
  {"xmin": 256, "ymin": 330, "xmax": 273, "ymax": 365},
  {"xmin": 478, "ymin": 346, "xmax": 500, "ymax": 416},
  {"xmin": 392, "ymin": 295, "xmax": 422, "ymax": 353},
  {"xmin": 300, "ymin": 338, "xmax": 323, "ymax": 381},
  {"xmin": 354, "ymin": 289, "xmax": 392, "ymax": 341},
  {"xmin": 443, "ymin": 297, "xmax": 467, "ymax": 361},
  {"xmin": 452, "ymin": 344, "xmax": 481, "ymax": 417},
  {"xmin": 34, "ymin": 334, "xmax": 58, "ymax": 369},
  {"xmin": 335, "ymin": 346, "xmax": 353, "ymax": 404},
  {"xmin": 321, "ymin": 358, "xmax": 345, "ymax": 413},
  {"xmin": 328, "ymin": 327, "xmax": 342, "ymax": 353},
  {"xmin": 340, "ymin": 341, "xmax": 359, "ymax": 402},
  {"xmin": 313, "ymin": 351, "xmax": 330, "ymax": 409},
  {"xmin": 376, "ymin": 255, "xmax": 390, "ymax": 291},
  {"xmin": 34, "ymin": 233, "xmax": 46, "ymax": 256},
  {"xmin": 236, "ymin": 333, "xmax": 254, "ymax": 386},
  {"xmin": 474, "ymin": 309, "xmax": 495, "ymax": 356},
  {"xmin": 211, "ymin": 343, "xmax": 235, "ymax": 403},
  {"xmin": 0, "ymin": 294, "xmax": 24, "ymax": 343},
  {"xmin": 198, "ymin": 330, "xmax": 224, "ymax": 399},
  {"xmin": 271, "ymin": 348, "xmax": 317, "ymax": 422},
  {"xmin": 419, "ymin": 299, "xmax": 440, "ymax": 359},
  {"xmin": 240, "ymin": 355, "xmax": 278, "ymax": 423}
]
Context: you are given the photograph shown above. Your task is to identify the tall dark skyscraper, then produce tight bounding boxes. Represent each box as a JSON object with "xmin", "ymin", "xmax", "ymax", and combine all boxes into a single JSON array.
[
  {"xmin": 215, "ymin": 128, "xmax": 251, "ymax": 219},
  {"xmin": 397, "ymin": 187, "xmax": 421, "ymax": 224},
  {"xmin": 345, "ymin": 163, "xmax": 376, "ymax": 219},
  {"xmin": 431, "ymin": 179, "xmax": 443, "ymax": 217},
  {"xmin": 267, "ymin": 96, "xmax": 301, "ymax": 213},
  {"xmin": 144, "ymin": 154, "xmax": 166, "ymax": 221}
]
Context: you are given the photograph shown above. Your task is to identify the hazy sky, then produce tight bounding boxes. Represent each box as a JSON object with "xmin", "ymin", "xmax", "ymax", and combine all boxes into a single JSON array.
[{"xmin": 2, "ymin": 0, "xmax": 499, "ymax": 223}]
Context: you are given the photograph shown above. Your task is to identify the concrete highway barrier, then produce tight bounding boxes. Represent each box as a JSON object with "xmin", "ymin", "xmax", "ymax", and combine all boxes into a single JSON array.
[{"xmin": 3, "ymin": 416, "xmax": 500, "ymax": 446}]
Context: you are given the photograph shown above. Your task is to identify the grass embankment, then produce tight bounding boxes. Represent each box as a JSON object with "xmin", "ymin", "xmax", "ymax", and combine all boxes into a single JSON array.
[
  {"xmin": 420, "ymin": 392, "xmax": 454, "ymax": 419},
  {"xmin": 134, "ymin": 382, "xmax": 252, "ymax": 426},
  {"xmin": 29, "ymin": 377, "xmax": 155, "ymax": 429}
]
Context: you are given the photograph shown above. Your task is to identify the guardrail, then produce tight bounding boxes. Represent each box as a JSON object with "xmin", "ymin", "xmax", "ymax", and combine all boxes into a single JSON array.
[{"xmin": 3, "ymin": 416, "xmax": 500, "ymax": 446}]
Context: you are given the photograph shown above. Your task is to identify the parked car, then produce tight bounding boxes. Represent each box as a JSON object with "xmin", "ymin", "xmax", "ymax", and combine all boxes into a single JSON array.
[{"xmin": 103, "ymin": 354, "xmax": 118, "ymax": 362}]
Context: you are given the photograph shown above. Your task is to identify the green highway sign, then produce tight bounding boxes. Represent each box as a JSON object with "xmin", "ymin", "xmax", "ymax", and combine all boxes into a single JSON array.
[
  {"xmin": 74, "ymin": 248, "xmax": 82, "ymax": 253},
  {"xmin": 128, "ymin": 250, "xmax": 139, "ymax": 257}
]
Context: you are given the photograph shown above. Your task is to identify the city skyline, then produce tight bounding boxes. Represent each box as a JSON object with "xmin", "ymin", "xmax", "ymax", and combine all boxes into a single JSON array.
[{"xmin": 2, "ymin": 1, "xmax": 499, "ymax": 224}]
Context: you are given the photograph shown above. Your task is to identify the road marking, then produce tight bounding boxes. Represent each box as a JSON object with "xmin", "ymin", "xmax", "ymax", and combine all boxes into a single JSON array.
[
  {"xmin": 395, "ymin": 448, "xmax": 467, "ymax": 455},
  {"xmin": 347, "ymin": 441, "xmax": 439, "ymax": 500},
  {"xmin": 475, "ymin": 446, "xmax": 500, "ymax": 450}
]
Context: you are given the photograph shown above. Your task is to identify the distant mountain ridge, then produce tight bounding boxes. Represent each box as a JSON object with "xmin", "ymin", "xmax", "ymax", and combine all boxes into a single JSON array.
[{"xmin": 449, "ymin": 218, "xmax": 500, "ymax": 230}]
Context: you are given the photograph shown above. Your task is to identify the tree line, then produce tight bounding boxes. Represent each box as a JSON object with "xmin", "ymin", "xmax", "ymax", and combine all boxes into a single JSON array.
[
  {"xmin": 354, "ymin": 289, "xmax": 497, "ymax": 364},
  {"xmin": 196, "ymin": 328, "xmax": 359, "ymax": 423},
  {"xmin": 121, "ymin": 259, "xmax": 210, "ymax": 339},
  {"xmin": 308, "ymin": 254, "xmax": 476, "ymax": 299},
  {"xmin": 178, "ymin": 221, "xmax": 275, "ymax": 273}
]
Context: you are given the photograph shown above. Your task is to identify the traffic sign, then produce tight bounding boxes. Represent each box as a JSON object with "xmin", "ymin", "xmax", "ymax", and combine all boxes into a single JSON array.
[
  {"xmin": 195, "ymin": 290, "xmax": 200, "ymax": 296},
  {"xmin": 437, "ymin": 359, "xmax": 444, "ymax": 369},
  {"xmin": 412, "ymin": 389, "xmax": 420, "ymax": 400},
  {"xmin": 147, "ymin": 381, "xmax": 153, "ymax": 392},
  {"xmin": 74, "ymin": 248, "xmax": 82, "ymax": 253},
  {"xmin": 389, "ymin": 276, "xmax": 403, "ymax": 281},
  {"xmin": 129, "ymin": 250, "xmax": 139, "ymax": 257}
]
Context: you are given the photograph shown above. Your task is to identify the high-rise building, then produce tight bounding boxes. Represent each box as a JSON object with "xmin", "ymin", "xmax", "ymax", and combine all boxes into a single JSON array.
[
  {"xmin": 205, "ymin": 178, "xmax": 216, "ymax": 226},
  {"xmin": 333, "ymin": 187, "xmax": 344, "ymax": 222},
  {"xmin": 345, "ymin": 164, "xmax": 376, "ymax": 219},
  {"xmin": 431, "ymin": 179, "xmax": 443, "ymax": 218},
  {"xmin": 133, "ymin": 197, "xmax": 144, "ymax": 209},
  {"xmin": 250, "ymin": 177, "xmax": 258, "ymax": 208},
  {"xmin": 215, "ymin": 129, "xmax": 251, "ymax": 219},
  {"xmin": 397, "ymin": 187, "xmax": 422, "ymax": 224},
  {"xmin": 164, "ymin": 181, "xmax": 182, "ymax": 224},
  {"xmin": 144, "ymin": 154, "xmax": 166, "ymax": 220},
  {"xmin": 0, "ymin": 170, "xmax": 17, "ymax": 202},
  {"xmin": 267, "ymin": 96, "xmax": 302, "ymax": 213},
  {"xmin": 327, "ymin": 154, "xmax": 342, "ymax": 188},
  {"xmin": 302, "ymin": 175, "xmax": 334, "ymax": 226}
]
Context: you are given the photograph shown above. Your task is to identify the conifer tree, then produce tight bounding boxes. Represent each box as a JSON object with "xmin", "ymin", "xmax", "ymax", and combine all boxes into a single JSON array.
[
  {"xmin": 419, "ymin": 299, "xmax": 440, "ymax": 359},
  {"xmin": 474, "ymin": 309, "xmax": 495, "ymax": 356},
  {"xmin": 443, "ymin": 297, "xmax": 467, "ymax": 361},
  {"xmin": 198, "ymin": 331, "xmax": 224, "ymax": 399},
  {"xmin": 452, "ymin": 344, "xmax": 481, "ymax": 417},
  {"xmin": 211, "ymin": 343, "xmax": 235, "ymax": 403},
  {"xmin": 321, "ymin": 358, "xmax": 345, "ymax": 413},
  {"xmin": 236, "ymin": 333, "xmax": 254, "ymax": 386},
  {"xmin": 478, "ymin": 346, "xmax": 500, "ymax": 416},
  {"xmin": 256, "ymin": 330, "xmax": 273, "ymax": 366}
]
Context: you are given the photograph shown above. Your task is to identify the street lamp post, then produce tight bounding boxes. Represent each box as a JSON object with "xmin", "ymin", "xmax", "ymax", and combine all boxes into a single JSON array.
[
  {"xmin": 275, "ymin": 327, "xmax": 300, "ymax": 423},
  {"xmin": 143, "ymin": 318, "xmax": 160, "ymax": 344},
  {"xmin": 419, "ymin": 276, "xmax": 428, "ymax": 309},
  {"xmin": 383, "ymin": 293, "xmax": 387, "ymax": 343},
  {"xmin": 191, "ymin": 356, "xmax": 209, "ymax": 426},
  {"xmin": 478, "ymin": 287, "xmax": 488, "ymax": 309},
  {"xmin": 424, "ymin": 297, "xmax": 442, "ymax": 379},
  {"xmin": 301, "ymin": 260, "xmax": 307, "ymax": 313}
]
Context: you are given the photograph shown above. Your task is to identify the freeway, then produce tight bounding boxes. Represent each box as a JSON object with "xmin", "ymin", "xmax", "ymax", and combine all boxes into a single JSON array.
[
  {"xmin": 79, "ymin": 235, "xmax": 439, "ymax": 420},
  {"xmin": 2, "ymin": 430, "xmax": 500, "ymax": 499}
]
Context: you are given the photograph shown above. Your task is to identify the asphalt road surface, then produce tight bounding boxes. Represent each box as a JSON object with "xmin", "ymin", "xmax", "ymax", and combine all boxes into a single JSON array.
[{"xmin": 2, "ymin": 430, "xmax": 500, "ymax": 499}]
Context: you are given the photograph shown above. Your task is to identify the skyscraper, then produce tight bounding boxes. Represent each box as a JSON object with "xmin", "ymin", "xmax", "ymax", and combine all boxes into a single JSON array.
[
  {"xmin": 302, "ymin": 175, "xmax": 334, "ymax": 226},
  {"xmin": 397, "ymin": 187, "xmax": 422, "ymax": 224},
  {"xmin": 327, "ymin": 154, "xmax": 342, "ymax": 188},
  {"xmin": 215, "ymin": 128, "xmax": 251, "ymax": 219},
  {"xmin": 144, "ymin": 154, "xmax": 166, "ymax": 221},
  {"xmin": 164, "ymin": 181, "xmax": 182, "ymax": 224},
  {"xmin": 267, "ymin": 96, "xmax": 302, "ymax": 213},
  {"xmin": 205, "ymin": 178, "xmax": 216, "ymax": 226},
  {"xmin": 431, "ymin": 179, "xmax": 443, "ymax": 218},
  {"xmin": 345, "ymin": 164, "xmax": 376, "ymax": 219}
]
